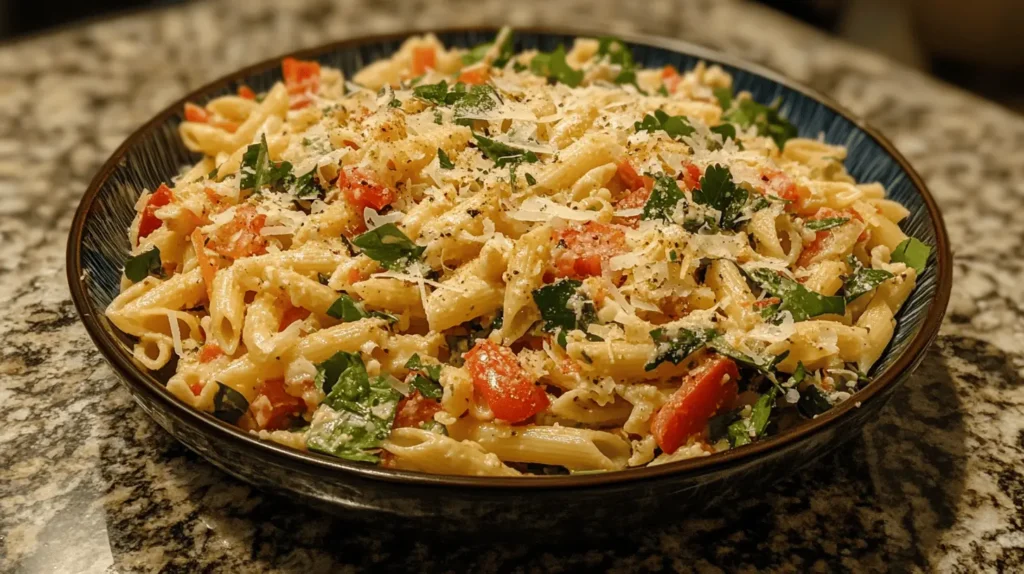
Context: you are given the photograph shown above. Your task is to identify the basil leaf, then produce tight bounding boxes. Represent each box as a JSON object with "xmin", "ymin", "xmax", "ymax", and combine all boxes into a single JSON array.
[
  {"xmin": 409, "ymin": 374, "xmax": 443, "ymax": 399},
  {"xmin": 437, "ymin": 148, "xmax": 455, "ymax": 169},
  {"xmin": 722, "ymin": 98, "xmax": 798, "ymax": 150},
  {"xmin": 634, "ymin": 109, "xmax": 695, "ymax": 140},
  {"xmin": 657, "ymin": 85, "xmax": 670, "ymax": 97},
  {"xmin": 532, "ymin": 279, "xmax": 596, "ymax": 339},
  {"xmin": 641, "ymin": 174, "xmax": 685, "ymax": 222},
  {"xmin": 326, "ymin": 293, "xmax": 366, "ymax": 322},
  {"xmin": 842, "ymin": 255, "xmax": 894, "ymax": 302},
  {"xmin": 351, "ymin": 223, "xmax": 425, "ymax": 271},
  {"xmin": 124, "ymin": 247, "xmax": 162, "ymax": 282},
  {"xmin": 713, "ymin": 87, "xmax": 733, "ymax": 110},
  {"xmin": 405, "ymin": 354, "xmax": 442, "ymax": 382},
  {"xmin": 707, "ymin": 409, "xmax": 741, "ymax": 442},
  {"xmin": 240, "ymin": 134, "xmax": 293, "ymax": 191},
  {"xmin": 212, "ymin": 382, "xmax": 249, "ymax": 424},
  {"xmin": 645, "ymin": 327, "xmax": 718, "ymax": 371},
  {"xmin": 805, "ymin": 217, "xmax": 849, "ymax": 231},
  {"xmin": 472, "ymin": 133, "xmax": 539, "ymax": 167},
  {"xmin": 413, "ymin": 80, "xmax": 450, "ymax": 106},
  {"xmin": 453, "ymin": 84, "xmax": 499, "ymax": 125},
  {"xmin": 530, "ymin": 45, "xmax": 583, "ymax": 87},
  {"xmin": 745, "ymin": 268, "xmax": 846, "ymax": 322},
  {"xmin": 694, "ymin": 164, "xmax": 748, "ymax": 230},
  {"xmin": 314, "ymin": 351, "xmax": 364, "ymax": 396},
  {"xmin": 797, "ymin": 384, "xmax": 832, "ymax": 418},
  {"xmin": 707, "ymin": 338, "xmax": 786, "ymax": 384},
  {"xmin": 890, "ymin": 237, "xmax": 931, "ymax": 274},
  {"xmin": 307, "ymin": 365, "xmax": 399, "ymax": 464},
  {"xmin": 750, "ymin": 386, "xmax": 777, "ymax": 436}
]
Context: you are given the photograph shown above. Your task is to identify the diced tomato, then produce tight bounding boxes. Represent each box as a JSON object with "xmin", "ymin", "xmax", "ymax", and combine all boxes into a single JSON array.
[
  {"xmin": 411, "ymin": 46, "xmax": 437, "ymax": 76},
  {"xmin": 184, "ymin": 102, "xmax": 209, "ymax": 123},
  {"xmin": 138, "ymin": 184, "xmax": 174, "ymax": 242},
  {"xmin": 237, "ymin": 85, "xmax": 256, "ymax": 100},
  {"xmin": 457, "ymin": 66, "xmax": 489, "ymax": 85},
  {"xmin": 282, "ymin": 57, "xmax": 321, "ymax": 109},
  {"xmin": 760, "ymin": 169, "xmax": 812, "ymax": 215},
  {"xmin": 190, "ymin": 228, "xmax": 217, "ymax": 301},
  {"xmin": 661, "ymin": 65, "xmax": 681, "ymax": 94},
  {"xmin": 250, "ymin": 378, "xmax": 306, "ymax": 431},
  {"xmin": 617, "ymin": 160, "xmax": 653, "ymax": 192},
  {"xmin": 347, "ymin": 267, "xmax": 365, "ymax": 285},
  {"xmin": 552, "ymin": 221, "xmax": 628, "ymax": 279},
  {"xmin": 393, "ymin": 391, "xmax": 444, "ymax": 429},
  {"xmin": 338, "ymin": 168, "xmax": 396, "ymax": 211},
  {"xmin": 465, "ymin": 340, "xmax": 549, "ymax": 423},
  {"xmin": 212, "ymin": 120, "xmax": 240, "ymax": 133},
  {"xmin": 198, "ymin": 342, "xmax": 224, "ymax": 363},
  {"xmin": 279, "ymin": 303, "xmax": 310, "ymax": 331},
  {"xmin": 651, "ymin": 356, "xmax": 740, "ymax": 454},
  {"xmin": 189, "ymin": 382, "xmax": 205, "ymax": 396},
  {"xmin": 207, "ymin": 205, "xmax": 268, "ymax": 259},
  {"xmin": 681, "ymin": 161, "xmax": 702, "ymax": 191},
  {"xmin": 797, "ymin": 207, "xmax": 861, "ymax": 267}
]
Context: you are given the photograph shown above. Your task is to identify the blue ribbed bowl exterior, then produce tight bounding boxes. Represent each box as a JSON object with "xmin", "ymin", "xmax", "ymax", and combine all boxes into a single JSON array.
[{"xmin": 69, "ymin": 30, "xmax": 948, "ymax": 534}]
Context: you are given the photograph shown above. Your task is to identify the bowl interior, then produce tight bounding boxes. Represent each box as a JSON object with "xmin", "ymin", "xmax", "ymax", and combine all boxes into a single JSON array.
[{"xmin": 69, "ymin": 29, "xmax": 947, "ymax": 484}]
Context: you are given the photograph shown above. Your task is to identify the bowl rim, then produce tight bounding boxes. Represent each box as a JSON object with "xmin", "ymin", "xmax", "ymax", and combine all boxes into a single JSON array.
[{"xmin": 66, "ymin": 25, "xmax": 952, "ymax": 490}]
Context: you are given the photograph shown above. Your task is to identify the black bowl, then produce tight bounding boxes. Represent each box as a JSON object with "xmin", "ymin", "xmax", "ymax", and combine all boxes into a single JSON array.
[{"xmin": 66, "ymin": 27, "xmax": 951, "ymax": 536}]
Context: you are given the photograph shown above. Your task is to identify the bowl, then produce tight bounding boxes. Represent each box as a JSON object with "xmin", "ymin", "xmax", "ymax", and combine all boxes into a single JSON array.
[{"xmin": 66, "ymin": 27, "xmax": 952, "ymax": 536}]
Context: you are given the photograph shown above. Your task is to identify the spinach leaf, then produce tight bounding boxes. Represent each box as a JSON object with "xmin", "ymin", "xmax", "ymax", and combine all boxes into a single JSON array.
[
  {"xmin": 212, "ymin": 382, "xmax": 249, "ymax": 424},
  {"xmin": 124, "ymin": 247, "xmax": 162, "ymax": 282},
  {"xmin": 707, "ymin": 338, "xmax": 787, "ymax": 384},
  {"xmin": 842, "ymin": 255, "xmax": 894, "ymax": 302},
  {"xmin": 532, "ymin": 279, "xmax": 596, "ymax": 343},
  {"xmin": 405, "ymin": 353, "xmax": 443, "ymax": 399},
  {"xmin": 790, "ymin": 361, "xmax": 807, "ymax": 386},
  {"xmin": 722, "ymin": 97, "xmax": 798, "ymax": 149},
  {"xmin": 645, "ymin": 327, "xmax": 718, "ymax": 371},
  {"xmin": 240, "ymin": 134, "xmax": 293, "ymax": 191},
  {"xmin": 314, "ymin": 351, "xmax": 364, "ymax": 396},
  {"xmin": 437, "ymin": 148, "xmax": 455, "ymax": 169},
  {"xmin": 744, "ymin": 268, "xmax": 846, "ymax": 322},
  {"xmin": 530, "ymin": 45, "xmax": 583, "ymax": 87},
  {"xmin": 472, "ymin": 133, "xmax": 539, "ymax": 167},
  {"xmin": 326, "ymin": 293, "xmax": 398, "ymax": 323},
  {"xmin": 805, "ymin": 217, "xmax": 849, "ymax": 231},
  {"xmin": 750, "ymin": 386, "xmax": 777, "ymax": 436},
  {"xmin": 694, "ymin": 164, "xmax": 748, "ymax": 230},
  {"xmin": 634, "ymin": 109, "xmax": 695, "ymax": 140},
  {"xmin": 890, "ymin": 237, "xmax": 931, "ymax": 274},
  {"xmin": 351, "ymin": 223, "xmax": 425, "ymax": 271},
  {"xmin": 728, "ymin": 420, "xmax": 752, "ymax": 446},
  {"xmin": 641, "ymin": 174, "xmax": 685, "ymax": 222},
  {"xmin": 797, "ymin": 384, "xmax": 832, "ymax": 418}
]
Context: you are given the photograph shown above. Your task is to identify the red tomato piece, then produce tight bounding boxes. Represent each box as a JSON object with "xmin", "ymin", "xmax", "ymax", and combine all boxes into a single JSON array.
[
  {"xmin": 250, "ymin": 378, "xmax": 306, "ymax": 431},
  {"xmin": 282, "ymin": 57, "xmax": 321, "ymax": 109},
  {"xmin": 760, "ymin": 169, "xmax": 812, "ymax": 215},
  {"xmin": 198, "ymin": 342, "xmax": 224, "ymax": 363},
  {"xmin": 184, "ymin": 102, "xmax": 209, "ymax": 123},
  {"xmin": 138, "ymin": 184, "xmax": 174, "ymax": 242},
  {"xmin": 465, "ymin": 340, "xmax": 549, "ymax": 423},
  {"xmin": 338, "ymin": 168, "xmax": 396, "ymax": 211},
  {"xmin": 617, "ymin": 160, "xmax": 653, "ymax": 192},
  {"xmin": 279, "ymin": 303, "xmax": 311, "ymax": 331},
  {"xmin": 207, "ymin": 205, "xmax": 268, "ymax": 259},
  {"xmin": 651, "ymin": 356, "xmax": 740, "ymax": 454},
  {"xmin": 681, "ymin": 161, "xmax": 702, "ymax": 191},
  {"xmin": 797, "ymin": 207, "xmax": 862, "ymax": 267},
  {"xmin": 411, "ymin": 46, "xmax": 437, "ymax": 76},
  {"xmin": 189, "ymin": 382, "xmax": 205, "ymax": 396},
  {"xmin": 237, "ymin": 85, "xmax": 256, "ymax": 100},
  {"xmin": 457, "ymin": 67, "xmax": 489, "ymax": 85},
  {"xmin": 393, "ymin": 391, "xmax": 444, "ymax": 429},
  {"xmin": 661, "ymin": 65, "xmax": 681, "ymax": 94},
  {"xmin": 552, "ymin": 221, "xmax": 627, "ymax": 279}
]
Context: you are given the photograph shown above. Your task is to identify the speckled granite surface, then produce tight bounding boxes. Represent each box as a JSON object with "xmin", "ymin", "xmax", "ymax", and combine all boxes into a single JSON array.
[{"xmin": 1, "ymin": 0, "xmax": 1023, "ymax": 571}]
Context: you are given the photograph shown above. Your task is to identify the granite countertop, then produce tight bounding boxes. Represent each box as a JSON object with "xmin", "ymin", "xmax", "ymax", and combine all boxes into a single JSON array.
[{"xmin": 2, "ymin": 0, "xmax": 1023, "ymax": 571}]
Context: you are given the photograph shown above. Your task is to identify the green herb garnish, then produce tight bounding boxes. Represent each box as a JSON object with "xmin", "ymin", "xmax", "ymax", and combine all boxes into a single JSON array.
[
  {"xmin": 694, "ymin": 164, "xmax": 748, "ymax": 230},
  {"xmin": 530, "ymin": 45, "xmax": 583, "ymax": 87},
  {"xmin": 641, "ymin": 174, "xmax": 685, "ymax": 223},
  {"xmin": 805, "ymin": 217, "xmax": 849, "ymax": 231},
  {"xmin": 437, "ymin": 148, "xmax": 455, "ymax": 169},
  {"xmin": 634, "ymin": 109, "xmax": 695, "ymax": 140},
  {"xmin": 240, "ymin": 134, "xmax": 292, "ymax": 191},
  {"xmin": 351, "ymin": 223, "xmax": 425, "ymax": 271},
  {"xmin": 645, "ymin": 327, "xmax": 718, "ymax": 371},
  {"xmin": 212, "ymin": 382, "xmax": 249, "ymax": 424},
  {"xmin": 532, "ymin": 279, "xmax": 596, "ymax": 347},
  {"xmin": 842, "ymin": 255, "xmax": 894, "ymax": 302},
  {"xmin": 124, "ymin": 247, "xmax": 162, "ymax": 282},
  {"xmin": 745, "ymin": 268, "xmax": 846, "ymax": 322},
  {"xmin": 890, "ymin": 237, "xmax": 931, "ymax": 274},
  {"xmin": 721, "ymin": 97, "xmax": 798, "ymax": 150}
]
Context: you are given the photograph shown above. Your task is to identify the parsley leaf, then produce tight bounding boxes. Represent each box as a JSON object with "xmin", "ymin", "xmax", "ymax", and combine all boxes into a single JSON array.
[
  {"xmin": 124, "ymin": 247, "xmax": 162, "ymax": 282},
  {"xmin": 413, "ymin": 80, "xmax": 451, "ymax": 105},
  {"xmin": 722, "ymin": 97, "xmax": 798, "ymax": 149},
  {"xmin": 530, "ymin": 45, "xmax": 583, "ymax": 87},
  {"xmin": 472, "ymin": 133, "xmax": 539, "ymax": 167},
  {"xmin": 890, "ymin": 237, "xmax": 931, "ymax": 274},
  {"xmin": 437, "ymin": 148, "xmax": 455, "ymax": 169},
  {"xmin": 453, "ymin": 84, "xmax": 499, "ymax": 125},
  {"xmin": 694, "ymin": 164, "xmax": 748, "ymax": 230},
  {"xmin": 596, "ymin": 36, "xmax": 642, "ymax": 90},
  {"xmin": 645, "ymin": 327, "xmax": 718, "ymax": 371},
  {"xmin": 641, "ymin": 174, "xmax": 685, "ymax": 222},
  {"xmin": 308, "ymin": 351, "xmax": 400, "ymax": 463},
  {"xmin": 709, "ymin": 123, "xmax": 737, "ymax": 144},
  {"xmin": 805, "ymin": 217, "xmax": 849, "ymax": 231},
  {"xmin": 744, "ymin": 268, "xmax": 846, "ymax": 322},
  {"xmin": 212, "ymin": 382, "xmax": 249, "ymax": 424},
  {"xmin": 634, "ymin": 109, "xmax": 695, "ymax": 140},
  {"xmin": 842, "ymin": 255, "xmax": 894, "ymax": 302},
  {"xmin": 240, "ymin": 134, "xmax": 293, "ymax": 191},
  {"xmin": 351, "ymin": 223, "xmax": 425, "ymax": 271},
  {"xmin": 293, "ymin": 169, "xmax": 321, "ymax": 199},
  {"xmin": 532, "ymin": 279, "xmax": 596, "ymax": 346}
]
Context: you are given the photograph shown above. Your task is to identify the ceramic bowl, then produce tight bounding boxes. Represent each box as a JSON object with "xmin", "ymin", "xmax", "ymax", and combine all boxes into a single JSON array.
[{"xmin": 66, "ymin": 28, "xmax": 952, "ymax": 536}]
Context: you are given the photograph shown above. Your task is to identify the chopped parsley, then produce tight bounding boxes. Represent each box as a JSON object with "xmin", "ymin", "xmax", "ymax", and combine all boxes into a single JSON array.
[
  {"xmin": 124, "ymin": 247, "xmax": 162, "ymax": 282},
  {"xmin": 890, "ymin": 237, "xmax": 931, "ymax": 274},
  {"xmin": 641, "ymin": 174, "xmax": 685, "ymax": 223},
  {"xmin": 437, "ymin": 148, "xmax": 455, "ymax": 169},
  {"xmin": 530, "ymin": 45, "xmax": 583, "ymax": 87},
  {"xmin": 240, "ymin": 134, "xmax": 292, "ymax": 191},
  {"xmin": 532, "ymin": 279, "xmax": 596, "ymax": 347},
  {"xmin": 842, "ymin": 255, "xmax": 894, "ymax": 302},
  {"xmin": 634, "ymin": 109, "xmax": 695, "ymax": 140},
  {"xmin": 694, "ymin": 164, "xmax": 748, "ymax": 230},
  {"xmin": 721, "ymin": 97, "xmax": 798, "ymax": 150},
  {"xmin": 744, "ymin": 268, "xmax": 846, "ymax": 322},
  {"xmin": 645, "ymin": 327, "xmax": 718, "ymax": 371},
  {"xmin": 405, "ymin": 353, "xmax": 443, "ymax": 399},
  {"xmin": 596, "ymin": 36, "xmax": 642, "ymax": 89},
  {"xmin": 351, "ymin": 223, "xmax": 426, "ymax": 271}
]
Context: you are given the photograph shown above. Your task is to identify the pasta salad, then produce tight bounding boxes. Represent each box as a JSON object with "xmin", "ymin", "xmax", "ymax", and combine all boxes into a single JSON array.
[{"xmin": 107, "ymin": 29, "xmax": 931, "ymax": 476}]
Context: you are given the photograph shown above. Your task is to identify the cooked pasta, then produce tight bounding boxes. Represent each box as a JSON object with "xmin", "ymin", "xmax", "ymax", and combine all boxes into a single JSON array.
[{"xmin": 108, "ymin": 30, "xmax": 932, "ymax": 477}]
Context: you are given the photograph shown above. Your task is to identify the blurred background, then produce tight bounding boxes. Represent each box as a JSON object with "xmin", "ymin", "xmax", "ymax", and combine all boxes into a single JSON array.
[{"xmin": 1, "ymin": 0, "xmax": 1022, "ymax": 112}]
